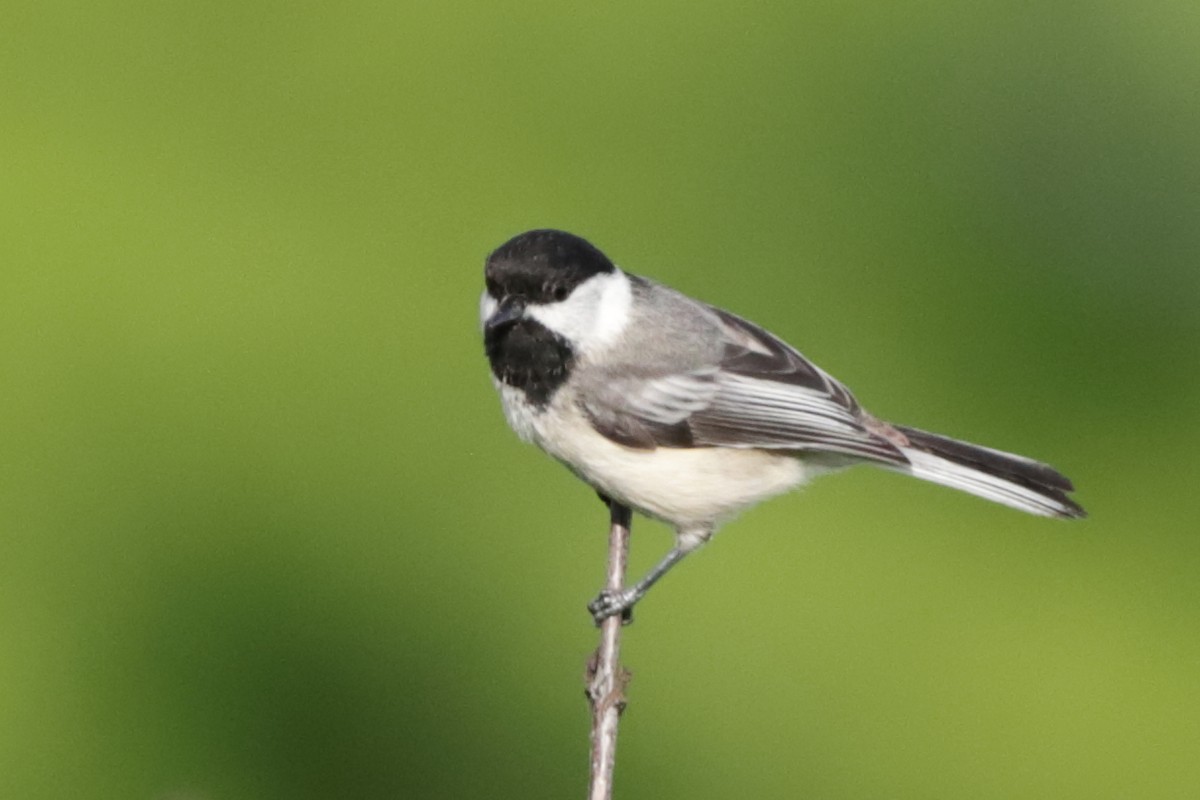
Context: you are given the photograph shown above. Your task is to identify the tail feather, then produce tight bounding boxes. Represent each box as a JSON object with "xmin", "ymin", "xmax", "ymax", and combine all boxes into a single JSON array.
[{"xmin": 890, "ymin": 425, "xmax": 1086, "ymax": 519}]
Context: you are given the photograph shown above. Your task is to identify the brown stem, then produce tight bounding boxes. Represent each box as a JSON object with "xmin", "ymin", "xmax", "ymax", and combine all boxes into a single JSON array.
[{"xmin": 585, "ymin": 502, "xmax": 633, "ymax": 800}]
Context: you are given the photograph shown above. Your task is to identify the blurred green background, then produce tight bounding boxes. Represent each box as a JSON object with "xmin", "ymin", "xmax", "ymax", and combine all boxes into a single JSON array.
[{"xmin": 3, "ymin": 1, "xmax": 1198, "ymax": 798}]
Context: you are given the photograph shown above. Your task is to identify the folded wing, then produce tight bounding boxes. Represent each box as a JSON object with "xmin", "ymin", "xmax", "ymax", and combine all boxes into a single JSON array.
[{"xmin": 578, "ymin": 307, "xmax": 908, "ymax": 465}]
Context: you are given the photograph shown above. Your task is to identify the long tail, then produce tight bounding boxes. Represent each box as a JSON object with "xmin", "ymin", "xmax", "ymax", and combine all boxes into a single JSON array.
[{"xmin": 888, "ymin": 425, "xmax": 1086, "ymax": 519}]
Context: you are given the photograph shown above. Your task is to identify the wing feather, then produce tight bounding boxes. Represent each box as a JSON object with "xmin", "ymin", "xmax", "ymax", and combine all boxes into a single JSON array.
[{"xmin": 578, "ymin": 305, "xmax": 907, "ymax": 465}]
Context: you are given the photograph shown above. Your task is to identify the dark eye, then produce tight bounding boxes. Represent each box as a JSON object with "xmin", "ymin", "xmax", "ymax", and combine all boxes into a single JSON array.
[
  {"xmin": 485, "ymin": 277, "xmax": 500, "ymax": 296},
  {"xmin": 553, "ymin": 285, "xmax": 569, "ymax": 301}
]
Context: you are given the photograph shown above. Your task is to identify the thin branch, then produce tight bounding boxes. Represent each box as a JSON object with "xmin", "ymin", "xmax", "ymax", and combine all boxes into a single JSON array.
[{"xmin": 585, "ymin": 502, "xmax": 633, "ymax": 800}]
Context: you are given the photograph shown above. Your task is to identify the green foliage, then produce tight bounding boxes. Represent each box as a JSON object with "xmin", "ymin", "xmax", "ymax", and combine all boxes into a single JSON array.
[{"xmin": 2, "ymin": 1, "xmax": 1197, "ymax": 798}]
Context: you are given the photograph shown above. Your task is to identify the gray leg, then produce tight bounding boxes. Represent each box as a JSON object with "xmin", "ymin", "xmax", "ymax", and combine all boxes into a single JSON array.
[{"xmin": 587, "ymin": 526, "xmax": 712, "ymax": 625}]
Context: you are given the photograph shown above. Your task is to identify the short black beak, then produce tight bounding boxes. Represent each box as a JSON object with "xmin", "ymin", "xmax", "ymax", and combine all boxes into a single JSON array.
[{"xmin": 485, "ymin": 296, "xmax": 526, "ymax": 333}]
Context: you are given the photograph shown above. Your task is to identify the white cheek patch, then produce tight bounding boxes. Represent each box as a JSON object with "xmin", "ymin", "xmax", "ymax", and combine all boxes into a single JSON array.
[
  {"xmin": 527, "ymin": 270, "xmax": 632, "ymax": 354},
  {"xmin": 479, "ymin": 292, "xmax": 498, "ymax": 330},
  {"xmin": 592, "ymin": 268, "xmax": 633, "ymax": 347}
]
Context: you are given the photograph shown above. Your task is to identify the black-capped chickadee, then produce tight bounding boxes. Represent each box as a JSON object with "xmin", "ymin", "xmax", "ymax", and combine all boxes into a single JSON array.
[{"xmin": 481, "ymin": 229, "xmax": 1084, "ymax": 623}]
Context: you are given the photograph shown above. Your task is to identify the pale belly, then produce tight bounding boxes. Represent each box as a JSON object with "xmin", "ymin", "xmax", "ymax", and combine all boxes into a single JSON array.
[{"xmin": 500, "ymin": 384, "xmax": 815, "ymax": 529}]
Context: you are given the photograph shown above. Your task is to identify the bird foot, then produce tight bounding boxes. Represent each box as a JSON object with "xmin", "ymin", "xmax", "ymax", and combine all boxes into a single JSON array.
[{"xmin": 588, "ymin": 589, "xmax": 636, "ymax": 626}]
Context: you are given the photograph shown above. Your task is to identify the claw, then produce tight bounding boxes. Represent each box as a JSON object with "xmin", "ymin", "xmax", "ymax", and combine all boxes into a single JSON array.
[{"xmin": 588, "ymin": 589, "xmax": 635, "ymax": 626}]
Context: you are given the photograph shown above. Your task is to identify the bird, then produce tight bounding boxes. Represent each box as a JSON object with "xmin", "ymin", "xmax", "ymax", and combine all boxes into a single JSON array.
[{"xmin": 480, "ymin": 229, "xmax": 1084, "ymax": 624}]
